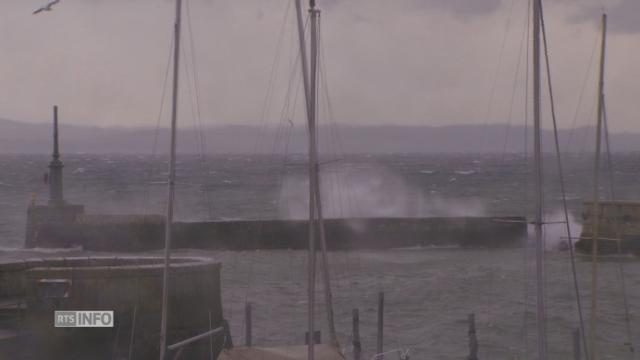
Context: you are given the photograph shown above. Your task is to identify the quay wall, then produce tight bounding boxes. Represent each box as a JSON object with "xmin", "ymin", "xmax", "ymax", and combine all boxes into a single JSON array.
[{"xmin": 26, "ymin": 216, "xmax": 527, "ymax": 251}]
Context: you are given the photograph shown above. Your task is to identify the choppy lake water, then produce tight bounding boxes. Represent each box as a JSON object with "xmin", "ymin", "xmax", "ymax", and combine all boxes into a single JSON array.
[{"xmin": 2, "ymin": 153, "xmax": 640, "ymax": 359}]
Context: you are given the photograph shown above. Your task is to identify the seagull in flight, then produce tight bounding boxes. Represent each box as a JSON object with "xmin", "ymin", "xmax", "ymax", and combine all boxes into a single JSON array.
[{"xmin": 33, "ymin": 0, "xmax": 60, "ymax": 15}]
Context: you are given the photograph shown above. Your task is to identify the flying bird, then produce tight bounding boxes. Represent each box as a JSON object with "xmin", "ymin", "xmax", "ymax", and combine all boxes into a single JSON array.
[{"xmin": 33, "ymin": 0, "xmax": 60, "ymax": 15}]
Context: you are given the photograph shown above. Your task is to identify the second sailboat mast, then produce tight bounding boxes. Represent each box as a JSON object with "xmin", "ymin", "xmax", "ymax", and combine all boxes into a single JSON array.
[{"xmin": 532, "ymin": 0, "xmax": 547, "ymax": 358}]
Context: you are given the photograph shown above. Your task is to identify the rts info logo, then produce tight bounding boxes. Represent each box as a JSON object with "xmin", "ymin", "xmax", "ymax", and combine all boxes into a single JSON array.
[{"xmin": 54, "ymin": 311, "xmax": 114, "ymax": 328}]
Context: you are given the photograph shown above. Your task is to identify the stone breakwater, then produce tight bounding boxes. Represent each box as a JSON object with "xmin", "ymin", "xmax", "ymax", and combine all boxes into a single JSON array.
[{"xmin": 26, "ymin": 215, "xmax": 526, "ymax": 251}]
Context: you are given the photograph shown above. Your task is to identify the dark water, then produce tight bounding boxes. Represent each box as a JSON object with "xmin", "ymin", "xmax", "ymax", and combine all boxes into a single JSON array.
[{"xmin": 2, "ymin": 153, "xmax": 640, "ymax": 359}]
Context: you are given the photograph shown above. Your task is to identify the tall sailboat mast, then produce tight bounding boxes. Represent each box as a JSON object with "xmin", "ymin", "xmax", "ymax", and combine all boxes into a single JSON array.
[
  {"xmin": 532, "ymin": 0, "xmax": 547, "ymax": 359},
  {"xmin": 295, "ymin": 1, "xmax": 339, "ymax": 358},
  {"xmin": 309, "ymin": 2, "xmax": 340, "ymax": 349},
  {"xmin": 589, "ymin": 13, "xmax": 607, "ymax": 360},
  {"xmin": 159, "ymin": 0, "xmax": 183, "ymax": 359},
  {"xmin": 294, "ymin": 2, "xmax": 317, "ymax": 359}
]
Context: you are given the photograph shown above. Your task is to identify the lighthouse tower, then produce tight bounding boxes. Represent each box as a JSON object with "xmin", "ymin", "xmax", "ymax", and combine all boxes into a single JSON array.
[
  {"xmin": 24, "ymin": 106, "xmax": 84, "ymax": 248},
  {"xmin": 48, "ymin": 106, "xmax": 64, "ymax": 206}
]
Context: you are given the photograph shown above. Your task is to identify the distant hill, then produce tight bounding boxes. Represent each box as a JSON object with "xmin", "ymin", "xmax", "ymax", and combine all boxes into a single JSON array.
[{"xmin": 0, "ymin": 118, "xmax": 636, "ymax": 154}]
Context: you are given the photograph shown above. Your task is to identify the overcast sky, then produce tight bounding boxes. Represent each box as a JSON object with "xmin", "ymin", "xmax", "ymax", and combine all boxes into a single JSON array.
[{"xmin": 1, "ymin": 0, "xmax": 638, "ymax": 131}]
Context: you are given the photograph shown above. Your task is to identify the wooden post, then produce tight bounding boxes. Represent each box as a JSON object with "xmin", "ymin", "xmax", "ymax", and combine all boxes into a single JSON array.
[
  {"xmin": 245, "ymin": 302, "xmax": 252, "ymax": 347},
  {"xmin": 352, "ymin": 308, "xmax": 361, "ymax": 360},
  {"xmin": 377, "ymin": 292, "xmax": 384, "ymax": 358},
  {"xmin": 573, "ymin": 328, "xmax": 581, "ymax": 360},
  {"xmin": 223, "ymin": 319, "xmax": 233, "ymax": 349},
  {"xmin": 467, "ymin": 313, "xmax": 478, "ymax": 360}
]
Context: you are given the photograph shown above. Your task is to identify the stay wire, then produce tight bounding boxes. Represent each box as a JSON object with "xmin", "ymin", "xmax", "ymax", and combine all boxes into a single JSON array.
[
  {"xmin": 565, "ymin": 36, "xmax": 600, "ymax": 152},
  {"xmin": 185, "ymin": 0, "xmax": 214, "ymax": 220},
  {"xmin": 538, "ymin": 1, "xmax": 589, "ymax": 357},
  {"xmin": 500, "ymin": 4, "xmax": 530, "ymax": 164},
  {"xmin": 480, "ymin": 0, "xmax": 517, "ymax": 152},
  {"xmin": 521, "ymin": 0, "xmax": 532, "ymax": 355},
  {"xmin": 602, "ymin": 95, "xmax": 635, "ymax": 354},
  {"xmin": 241, "ymin": 9, "xmax": 307, "ymax": 346},
  {"xmin": 253, "ymin": 0, "xmax": 293, "ymax": 154},
  {"xmin": 143, "ymin": 33, "xmax": 175, "ymax": 216}
]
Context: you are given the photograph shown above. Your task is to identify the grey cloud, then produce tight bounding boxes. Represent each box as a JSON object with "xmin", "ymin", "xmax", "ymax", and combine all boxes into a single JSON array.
[
  {"xmin": 415, "ymin": 0, "xmax": 503, "ymax": 18},
  {"xmin": 320, "ymin": 0, "xmax": 503, "ymax": 17}
]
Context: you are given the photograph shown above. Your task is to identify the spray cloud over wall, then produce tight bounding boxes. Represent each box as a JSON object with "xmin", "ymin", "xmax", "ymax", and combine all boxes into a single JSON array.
[{"xmin": 278, "ymin": 164, "xmax": 487, "ymax": 219}]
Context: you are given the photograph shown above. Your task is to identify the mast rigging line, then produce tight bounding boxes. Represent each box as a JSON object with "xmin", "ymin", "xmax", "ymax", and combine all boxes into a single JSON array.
[
  {"xmin": 239, "ymin": 14, "xmax": 306, "ymax": 346},
  {"xmin": 537, "ymin": 1, "xmax": 590, "ymax": 358},
  {"xmin": 601, "ymin": 95, "xmax": 635, "ymax": 354},
  {"xmin": 316, "ymin": 12, "xmax": 369, "ymax": 337},
  {"xmin": 587, "ymin": 13, "xmax": 607, "ymax": 360},
  {"xmin": 184, "ymin": 0, "xmax": 214, "ymax": 220},
  {"xmin": 565, "ymin": 35, "xmax": 600, "ymax": 153},
  {"xmin": 143, "ymin": 34, "xmax": 175, "ymax": 217},
  {"xmin": 480, "ymin": 0, "xmax": 518, "ymax": 153},
  {"xmin": 479, "ymin": 4, "xmax": 532, "ymax": 352},
  {"xmin": 532, "ymin": 0, "xmax": 547, "ymax": 357},
  {"xmin": 296, "ymin": 1, "xmax": 341, "ymax": 357},
  {"xmin": 500, "ymin": 0, "xmax": 531, "ymax": 163},
  {"xmin": 253, "ymin": 0, "xmax": 294, "ymax": 155},
  {"xmin": 521, "ymin": 1, "xmax": 531, "ymax": 356}
]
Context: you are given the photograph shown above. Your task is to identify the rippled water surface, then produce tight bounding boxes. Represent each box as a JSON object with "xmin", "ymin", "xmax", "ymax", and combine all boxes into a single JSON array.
[{"xmin": 2, "ymin": 153, "xmax": 640, "ymax": 359}]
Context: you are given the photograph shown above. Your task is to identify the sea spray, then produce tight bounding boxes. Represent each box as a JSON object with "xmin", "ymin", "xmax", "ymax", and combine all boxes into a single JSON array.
[
  {"xmin": 524, "ymin": 209, "xmax": 581, "ymax": 251},
  {"xmin": 277, "ymin": 164, "xmax": 487, "ymax": 220}
]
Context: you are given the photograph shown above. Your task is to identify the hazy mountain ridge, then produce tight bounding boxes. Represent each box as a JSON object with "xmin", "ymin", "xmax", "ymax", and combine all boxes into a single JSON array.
[{"xmin": 0, "ymin": 119, "xmax": 634, "ymax": 154}]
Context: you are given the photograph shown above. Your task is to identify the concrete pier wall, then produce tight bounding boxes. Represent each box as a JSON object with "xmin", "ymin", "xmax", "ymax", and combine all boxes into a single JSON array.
[
  {"xmin": 577, "ymin": 201, "xmax": 640, "ymax": 254},
  {"xmin": 26, "ymin": 216, "xmax": 526, "ymax": 251}
]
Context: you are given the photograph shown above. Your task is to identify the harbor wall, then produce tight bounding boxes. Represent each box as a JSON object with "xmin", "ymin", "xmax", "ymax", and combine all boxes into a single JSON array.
[
  {"xmin": 26, "ymin": 216, "xmax": 527, "ymax": 251},
  {"xmin": 577, "ymin": 201, "xmax": 640, "ymax": 254}
]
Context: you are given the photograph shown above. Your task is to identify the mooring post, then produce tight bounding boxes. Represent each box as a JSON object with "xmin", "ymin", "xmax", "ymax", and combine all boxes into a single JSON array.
[
  {"xmin": 353, "ymin": 308, "xmax": 362, "ymax": 360},
  {"xmin": 573, "ymin": 328, "xmax": 581, "ymax": 360},
  {"xmin": 245, "ymin": 302, "xmax": 252, "ymax": 347},
  {"xmin": 468, "ymin": 313, "xmax": 478, "ymax": 360},
  {"xmin": 377, "ymin": 292, "xmax": 384, "ymax": 359},
  {"xmin": 223, "ymin": 319, "xmax": 233, "ymax": 349}
]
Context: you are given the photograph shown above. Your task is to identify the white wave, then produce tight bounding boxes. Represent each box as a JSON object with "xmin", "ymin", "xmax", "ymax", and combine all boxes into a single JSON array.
[{"xmin": 454, "ymin": 170, "xmax": 476, "ymax": 175}]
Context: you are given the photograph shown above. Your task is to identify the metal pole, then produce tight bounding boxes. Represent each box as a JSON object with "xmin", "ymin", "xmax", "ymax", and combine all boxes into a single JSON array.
[
  {"xmin": 245, "ymin": 302, "xmax": 252, "ymax": 347},
  {"xmin": 159, "ymin": 0, "xmax": 182, "ymax": 359},
  {"xmin": 352, "ymin": 309, "xmax": 361, "ymax": 360},
  {"xmin": 308, "ymin": 4, "xmax": 320, "ymax": 358},
  {"xmin": 296, "ymin": 1, "xmax": 316, "ymax": 360},
  {"xmin": 589, "ymin": 13, "xmax": 607, "ymax": 360},
  {"xmin": 310, "ymin": 8, "xmax": 339, "ymax": 349},
  {"xmin": 532, "ymin": 1, "xmax": 546, "ymax": 359},
  {"xmin": 167, "ymin": 327, "xmax": 224, "ymax": 351},
  {"xmin": 377, "ymin": 292, "xmax": 384, "ymax": 358}
]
